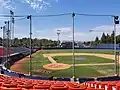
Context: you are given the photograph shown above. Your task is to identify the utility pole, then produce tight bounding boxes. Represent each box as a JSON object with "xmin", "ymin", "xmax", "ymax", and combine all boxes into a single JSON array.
[{"xmin": 27, "ymin": 15, "xmax": 32, "ymax": 76}]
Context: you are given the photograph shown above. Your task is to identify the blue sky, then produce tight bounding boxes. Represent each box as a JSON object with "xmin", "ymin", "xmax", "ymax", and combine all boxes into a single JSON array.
[{"xmin": 0, "ymin": 0, "xmax": 120, "ymax": 41}]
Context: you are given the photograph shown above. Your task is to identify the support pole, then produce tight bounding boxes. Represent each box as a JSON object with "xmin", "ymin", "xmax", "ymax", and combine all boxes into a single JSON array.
[
  {"xmin": 27, "ymin": 15, "xmax": 32, "ymax": 76},
  {"xmin": 117, "ymin": 52, "xmax": 119, "ymax": 76},
  {"xmin": 7, "ymin": 21, "xmax": 10, "ymax": 69},
  {"xmin": 114, "ymin": 23, "xmax": 117, "ymax": 75},
  {"xmin": 118, "ymin": 52, "xmax": 119, "ymax": 75},
  {"xmin": 72, "ymin": 12, "xmax": 75, "ymax": 79},
  {"xmin": 113, "ymin": 16, "xmax": 119, "ymax": 75},
  {"xmin": 4, "ymin": 21, "xmax": 7, "ymax": 66},
  {"xmin": 10, "ymin": 10, "xmax": 14, "ymax": 46},
  {"xmin": 5, "ymin": 21, "xmax": 10, "ymax": 69}
]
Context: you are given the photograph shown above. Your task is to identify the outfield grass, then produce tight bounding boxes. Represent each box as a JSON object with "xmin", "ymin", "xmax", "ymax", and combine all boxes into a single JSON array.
[
  {"xmin": 23, "ymin": 53, "xmax": 50, "ymax": 73},
  {"xmin": 53, "ymin": 55, "xmax": 114, "ymax": 64},
  {"xmin": 21, "ymin": 49, "xmax": 118, "ymax": 77}
]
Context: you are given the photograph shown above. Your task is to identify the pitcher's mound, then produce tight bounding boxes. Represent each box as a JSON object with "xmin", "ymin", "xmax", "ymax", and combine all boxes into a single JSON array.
[{"xmin": 43, "ymin": 63, "xmax": 71, "ymax": 70}]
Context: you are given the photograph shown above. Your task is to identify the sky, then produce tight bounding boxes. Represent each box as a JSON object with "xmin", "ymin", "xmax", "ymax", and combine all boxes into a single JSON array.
[{"xmin": 0, "ymin": 0, "xmax": 120, "ymax": 41}]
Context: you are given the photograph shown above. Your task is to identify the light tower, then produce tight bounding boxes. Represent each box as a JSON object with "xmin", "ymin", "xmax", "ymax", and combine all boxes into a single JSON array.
[{"xmin": 57, "ymin": 30, "xmax": 61, "ymax": 47}]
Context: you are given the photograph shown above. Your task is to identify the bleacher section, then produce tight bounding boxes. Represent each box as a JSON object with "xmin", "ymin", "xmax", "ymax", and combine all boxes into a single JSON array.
[
  {"xmin": 0, "ymin": 74, "xmax": 87, "ymax": 90},
  {"xmin": 0, "ymin": 47, "xmax": 13, "ymax": 57},
  {"xmin": 11, "ymin": 47, "xmax": 31, "ymax": 56},
  {"xmin": 1, "ymin": 72, "xmax": 120, "ymax": 90},
  {"xmin": 0, "ymin": 46, "xmax": 36, "ymax": 69}
]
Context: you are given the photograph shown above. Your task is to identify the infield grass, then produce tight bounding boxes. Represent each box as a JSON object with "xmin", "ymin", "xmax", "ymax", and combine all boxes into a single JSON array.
[{"xmin": 53, "ymin": 55, "xmax": 114, "ymax": 64}]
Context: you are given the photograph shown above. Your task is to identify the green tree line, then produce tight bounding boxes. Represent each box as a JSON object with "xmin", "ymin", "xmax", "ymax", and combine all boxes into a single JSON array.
[
  {"xmin": 94, "ymin": 31, "xmax": 120, "ymax": 45},
  {"xmin": 0, "ymin": 38, "xmax": 58, "ymax": 48}
]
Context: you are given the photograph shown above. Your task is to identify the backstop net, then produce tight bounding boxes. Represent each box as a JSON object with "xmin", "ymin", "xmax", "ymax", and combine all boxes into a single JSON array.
[{"xmin": 1, "ymin": 12, "xmax": 119, "ymax": 78}]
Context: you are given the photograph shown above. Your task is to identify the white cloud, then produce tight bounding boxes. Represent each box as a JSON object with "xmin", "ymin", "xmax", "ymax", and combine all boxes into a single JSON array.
[
  {"xmin": 4, "ymin": 24, "xmax": 120, "ymax": 42},
  {"xmin": 32, "ymin": 27, "xmax": 101, "ymax": 41},
  {"xmin": 91, "ymin": 24, "xmax": 120, "ymax": 35},
  {"xmin": 0, "ymin": 0, "xmax": 58, "ymax": 13},
  {"xmin": 0, "ymin": 0, "xmax": 15, "ymax": 11},
  {"xmin": 22, "ymin": 0, "xmax": 57, "ymax": 11},
  {"xmin": 54, "ymin": 27, "xmax": 72, "ymax": 34}
]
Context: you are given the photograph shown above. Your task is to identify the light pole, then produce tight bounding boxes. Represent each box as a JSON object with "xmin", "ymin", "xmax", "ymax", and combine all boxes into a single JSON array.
[
  {"xmin": 27, "ymin": 15, "xmax": 32, "ymax": 76},
  {"xmin": 72, "ymin": 12, "xmax": 75, "ymax": 79},
  {"xmin": 57, "ymin": 30, "xmax": 61, "ymax": 47},
  {"xmin": 113, "ymin": 16, "xmax": 119, "ymax": 75}
]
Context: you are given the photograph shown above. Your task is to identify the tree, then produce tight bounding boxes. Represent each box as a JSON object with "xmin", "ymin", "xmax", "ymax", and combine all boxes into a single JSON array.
[
  {"xmin": 106, "ymin": 34, "xmax": 111, "ymax": 43},
  {"xmin": 116, "ymin": 35, "xmax": 120, "ymax": 44},
  {"xmin": 101, "ymin": 33, "xmax": 106, "ymax": 43},
  {"xmin": 94, "ymin": 36, "xmax": 99, "ymax": 45},
  {"xmin": 110, "ymin": 31, "xmax": 115, "ymax": 43},
  {"xmin": 95, "ymin": 37, "xmax": 99, "ymax": 42}
]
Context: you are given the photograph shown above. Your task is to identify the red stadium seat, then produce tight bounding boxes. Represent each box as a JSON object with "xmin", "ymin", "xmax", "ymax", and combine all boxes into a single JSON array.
[
  {"xmin": 50, "ymin": 86, "xmax": 67, "ymax": 90},
  {"xmin": 17, "ymin": 84, "xmax": 33, "ymax": 89},
  {"xmin": 2, "ymin": 73, "xmax": 120, "ymax": 90},
  {"xmin": 2, "ymin": 83, "xmax": 17, "ymax": 88},
  {"xmin": 33, "ymin": 85, "xmax": 50, "ymax": 89},
  {"xmin": 0, "ymin": 87, "xmax": 22, "ymax": 90}
]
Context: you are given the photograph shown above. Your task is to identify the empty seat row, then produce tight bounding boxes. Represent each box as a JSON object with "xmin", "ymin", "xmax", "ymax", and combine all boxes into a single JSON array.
[
  {"xmin": 83, "ymin": 80, "xmax": 120, "ymax": 90},
  {"xmin": 0, "ymin": 74, "xmax": 89, "ymax": 90}
]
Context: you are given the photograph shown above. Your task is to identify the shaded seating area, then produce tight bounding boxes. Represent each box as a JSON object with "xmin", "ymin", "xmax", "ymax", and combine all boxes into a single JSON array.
[
  {"xmin": 0, "ymin": 47, "xmax": 13, "ymax": 57},
  {"xmin": 11, "ymin": 47, "xmax": 31, "ymax": 56}
]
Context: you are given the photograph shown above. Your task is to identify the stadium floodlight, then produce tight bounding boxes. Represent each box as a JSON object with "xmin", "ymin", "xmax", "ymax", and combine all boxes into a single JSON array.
[
  {"xmin": 114, "ymin": 16, "xmax": 119, "ymax": 24},
  {"xmin": 57, "ymin": 30, "xmax": 61, "ymax": 47},
  {"xmin": 72, "ymin": 12, "xmax": 75, "ymax": 80},
  {"xmin": 27, "ymin": 15, "xmax": 32, "ymax": 76}
]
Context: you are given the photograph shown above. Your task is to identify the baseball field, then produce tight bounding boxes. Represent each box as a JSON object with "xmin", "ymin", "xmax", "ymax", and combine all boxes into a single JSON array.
[{"xmin": 10, "ymin": 49, "xmax": 120, "ymax": 78}]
